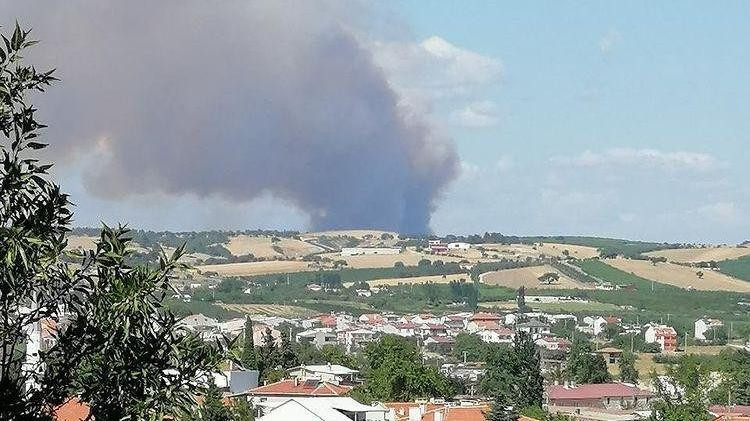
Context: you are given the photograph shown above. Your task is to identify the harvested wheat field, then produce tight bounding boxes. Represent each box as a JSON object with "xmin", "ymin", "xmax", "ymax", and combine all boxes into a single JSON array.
[
  {"xmin": 225, "ymin": 235, "xmax": 322, "ymax": 258},
  {"xmin": 344, "ymin": 273, "xmax": 471, "ymax": 288},
  {"xmin": 305, "ymin": 229, "xmax": 398, "ymax": 240},
  {"xmin": 645, "ymin": 247, "xmax": 750, "ymax": 263},
  {"xmin": 196, "ymin": 260, "xmax": 313, "ymax": 277},
  {"xmin": 65, "ymin": 235, "xmax": 97, "ymax": 250},
  {"xmin": 605, "ymin": 258, "xmax": 750, "ymax": 292},
  {"xmin": 220, "ymin": 303, "xmax": 316, "ymax": 318},
  {"xmin": 480, "ymin": 265, "xmax": 594, "ymax": 290},
  {"xmin": 480, "ymin": 243, "xmax": 599, "ymax": 260},
  {"xmin": 322, "ymin": 250, "xmax": 464, "ymax": 269}
]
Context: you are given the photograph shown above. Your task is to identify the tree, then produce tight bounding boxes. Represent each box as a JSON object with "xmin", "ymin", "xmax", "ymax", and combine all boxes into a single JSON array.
[
  {"xmin": 196, "ymin": 382, "xmax": 233, "ymax": 421},
  {"xmin": 241, "ymin": 317, "xmax": 258, "ymax": 370},
  {"xmin": 1, "ymin": 24, "xmax": 222, "ymax": 420},
  {"xmin": 513, "ymin": 332, "xmax": 544, "ymax": 409},
  {"xmin": 358, "ymin": 335, "xmax": 451, "ymax": 401},
  {"xmin": 649, "ymin": 361, "xmax": 710, "ymax": 421},
  {"xmin": 258, "ymin": 328, "xmax": 279, "ymax": 381},
  {"xmin": 538, "ymin": 272, "xmax": 560, "ymax": 285},
  {"xmin": 279, "ymin": 329, "xmax": 298, "ymax": 369},
  {"xmin": 485, "ymin": 393, "xmax": 518, "ymax": 421},
  {"xmin": 231, "ymin": 398, "xmax": 255, "ymax": 421},
  {"xmin": 453, "ymin": 333, "xmax": 488, "ymax": 362},
  {"xmin": 619, "ymin": 351, "xmax": 639, "ymax": 384},
  {"xmin": 566, "ymin": 337, "xmax": 611, "ymax": 384},
  {"xmin": 696, "ymin": 271, "xmax": 704, "ymax": 279}
]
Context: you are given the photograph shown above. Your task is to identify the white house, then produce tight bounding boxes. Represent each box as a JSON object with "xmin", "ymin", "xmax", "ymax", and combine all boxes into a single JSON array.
[
  {"xmin": 645, "ymin": 325, "xmax": 678, "ymax": 352},
  {"xmin": 287, "ymin": 364, "xmax": 360, "ymax": 385},
  {"xmin": 695, "ymin": 318, "xmax": 724, "ymax": 341},
  {"xmin": 257, "ymin": 397, "xmax": 387, "ymax": 421},
  {"xmin": 296, "ymin": 328, "xmax": 338, "ymax": 349},
  {"xmin": 447, "ymin": 242, "xmax": 471, "ymax": 250}
]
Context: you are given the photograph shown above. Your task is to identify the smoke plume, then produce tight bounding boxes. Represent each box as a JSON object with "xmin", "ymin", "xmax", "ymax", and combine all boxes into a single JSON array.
[{"xmin": 1, "ymin": 0, "xmax": 458, "ymax": 233}]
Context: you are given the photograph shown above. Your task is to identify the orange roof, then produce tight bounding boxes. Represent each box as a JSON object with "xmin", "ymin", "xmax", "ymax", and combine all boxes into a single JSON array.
[
  {"xmin": 470, "ymin": 312, "xmax": 502, "ymax": 321},
  {"xmin": 249, "ymin": 379, "xmax": 351, "ymax": 396},
  {"xmin": 53, "ymin": 398, "xmax": 90, "ymax": 421},
  {"xmin": 385, "ymin": 403, "xmax": 491, "ymax": 421}
]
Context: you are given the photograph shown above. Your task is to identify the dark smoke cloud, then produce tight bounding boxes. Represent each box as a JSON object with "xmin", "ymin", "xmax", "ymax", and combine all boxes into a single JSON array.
[{"xmin": 1, "ymin": 0, "xmax": 458, "ymax": 233}]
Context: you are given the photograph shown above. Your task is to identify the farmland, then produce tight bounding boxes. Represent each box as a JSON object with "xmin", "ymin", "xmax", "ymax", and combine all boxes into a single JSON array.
[
  {"xmin": 320, "ymin": 249, "xmax": 466, "ymax": 269},
  {"xmin": 480, "ymin": 265, "xmax": 595, "ymax": 290},
  {"xmin": 225, "ymin": 234, "xmax": 322, "ymax": 258},
  {"xmin": 645, "ymin": 246, "xmax": 750, "ymax": 263},
  {"xmin": 480, "ymin": 243, "xmax": 599, "ymax": 260},
  {"xmin": 219, "ymin": 303, "xmax": 317, "ymax": 318},
  {"xmin": 604, "ymin": 258, "xmax": 750, "ymax": 292},
  {"xmin": 344, "ymin": 273, "xmax": 471, "ymax": 288},
  {"xmin": 718, "ymin": 256, "xmax": 750, "ymax": 282},
  {"xmin": 196, "ymin": 260, "xmax": 314, "ymax": 276},
  {"xmin": 479, "ymin": 299, "xmax": 620, "ymax": 313}
]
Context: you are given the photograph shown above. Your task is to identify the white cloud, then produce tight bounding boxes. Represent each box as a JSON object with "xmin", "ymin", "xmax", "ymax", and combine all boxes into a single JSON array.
[
  {"xmin": 370, "ymin": 35, "xmax": 501, "ymax": 116},
  {"xmin": 451, "ymin": 100, "xmax": 500, "ymax": 128},
  {"xmin": 599, "ymin": 29, "xmax": 621, "ymax": 54},
  {"xmin": 698, "ymin": 202, "xmax": 741, "ymax": 222},
  {"xmin": 551, "ymin": 148, "xmax": 716, "ymax": 171}
]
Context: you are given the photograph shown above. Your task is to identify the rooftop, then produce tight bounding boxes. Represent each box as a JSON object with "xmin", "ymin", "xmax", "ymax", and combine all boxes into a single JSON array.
[
  {"xmin": 250, "ymin": 379, "xmax": 351, "ymax": 397},
  {"xmin": 547, "ymin": 383, "xmax": 652, "ymax": 400}
]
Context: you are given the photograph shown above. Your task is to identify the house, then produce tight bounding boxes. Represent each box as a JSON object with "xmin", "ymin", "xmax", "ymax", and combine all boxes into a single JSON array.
[
  {"xmin": 296, "ymin": 328, "xmax": 338, "ymax": 349},
  {"xmin": 248, "ymin": 379, "xmax": 352, "ymax": 412},
  {"xmin": 417, "ymin": 323, "xmax": 448, "ymax": 338},
  {"xmin": 359, "ymin": 313, "xmax": 386, "ymax": 325},
  {"xmin": 213, "ymin": 368, "xmax": 260, "ymax": 394},
  {"xmin": 307, "ymin": 283, "xmax": 323, "ymax": 292},
  {"xmin": 257, "ymin": 397, "xmax": 388, "ymax": 421},
  {"xmin": 344, "ymin": 328, "xmax": 376, "ymax": 352},
  {"xmin": 535, "ymin": 336, "xmax": 572, "ymax": 352},
  {"xmin": 424, "ymin": 336, "xmax": 455, "ymax": 353},
  {"xmin": 517, "ymin": 320, "xmax": 551, "ymax": 337},
  {"xmin": 592, "ymin": 316, "xmax": 621, "ymax": 337},
  {"xmin": 440, "ymin": 363, "xmax": 486, "ymax": 382},
  {"xmin": 355, "ymin": 289, "xmax": 372, "ymax": 297},
  {"xmin": 385, "ymin": 401, "xmax": 490, "ymax": 421},
  {"xmin": 287, "ymin": 363, "xmax": 359, "ymax": 385},
  {"xmin": 695, "ymin": 318, "xmax": 724, "ymax": 341},
  {"xmin": 447, "ymin": 242, "xmax": 471, "ymax": 250},
  {"xmin": 53, "ymin": 398, "xmax": 90, "ymax": 421},
  {"xmin": 595, "ymin": 347, "xmax": 623, "ymax": 364},
  {"xmin": 645, "ymin": 325, "xmax": 678, "ymax": 352},
  {"xmin": 392, "ymin": 322, "xmax": 418, "ymax": 337},
  {"xmin": 478, "ymin": 327, "xmax": 515, "ymax": 344},
  {"xmin": 546, "ymin": 383, "xmax": 653, "ymax": 410},
  {"xmin": 710, "ymin": 405, "xmax": 750, "ymax": 420}
]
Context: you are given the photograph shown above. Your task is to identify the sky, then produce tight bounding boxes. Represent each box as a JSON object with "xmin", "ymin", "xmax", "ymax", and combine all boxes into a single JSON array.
[{"xmin": 2, "ymin": 1, "xmax": 749, "ymax": 243}]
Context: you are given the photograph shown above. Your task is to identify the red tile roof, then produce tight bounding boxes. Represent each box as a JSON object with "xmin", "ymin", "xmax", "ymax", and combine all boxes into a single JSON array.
[
  {"xmin": 53, "ymin": 398, "xmax": 90, "ymax": 421},
  {"xmin": 385, "ymin": 403, "xmax": 491, "ymax": 421},
  {"xmin": 711, "ymin": 405, "xmax": 750, "ymax": 416},
  {"xmin": 547, "ymin": 383, "xmax": 652, "ymax": 400},
  {"xmin": 470, "ymin": 312, "xmax": 502, "ymax": 321},
  {"xmin": 249, "ymin": 379, "xmax": 351, "ymax": 396}
]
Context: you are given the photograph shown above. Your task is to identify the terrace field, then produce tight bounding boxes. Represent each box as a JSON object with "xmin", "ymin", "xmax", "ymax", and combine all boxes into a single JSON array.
[
  {"xmin": 604, "ymin": 258, "xmax": 750, "ymax": 292},
  {"xmin": 645, "ymin": 246, "xmax": 750, "ymax": 263},
  {"xmin": 480, "ymin": 265, "xmax": 595, "ymax": 290}
]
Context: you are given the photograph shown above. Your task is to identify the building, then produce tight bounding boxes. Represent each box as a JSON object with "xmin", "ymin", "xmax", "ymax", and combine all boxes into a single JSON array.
[
  {"xmin": 517, "ymin": 320, "xmax": 551, "ymax": 338},
  {"xmin": 695, "ymin": 318, "xmax": 724, "ymax": 341},
  {"xmin": 447, "ymin": 242, "xmax": 471, "ymax": 250},
  {"xmin": 535, "ymin": 336, "xmax": 572, "ymax": 352},
  {"xmin": 287, "ymin": 364, "xmax": 359, "ymax": 385},
  {"xmin": 344, "ymin": 328, "xmax": 376, "ymax": 352},
  {"xmin": 594, "ymin": 347, "xmax": 623, "ymax": 364},
  {"xmin": 710, "ymin": 405, "xmax": 750, "ymax": 420},
  {"xmin": 546, "ymin": 383, "xmax": 653, "ymax": 411},
  {"xmin": 296, "ymin": 328, "xmax": 338, "ymax": 349},
  {"xmin": 478, "ymin": 327, "xmax": 514, "ymax": 344},
  {"xmin": 645, "ymin": 325, "xmax": 678, "ymax": 352},
  {"xmin": 341, "ymin": 247, "xmax": 400, "ymax": 257},
  {"xmin": 592, "ymin": 316, "xmax": 621, "ymax": 337},
  {"xmin": 385, "ymin": 401, "xmax": 490, "ymax": 421},
  {"xmin": 257, "ymin": 397, "xmax": 388, "ymax": 421},
  {"xmin": 248, "ymin": 379, "xmax": 353, "ymax": 412},
  {"xmin": 424, "ymin": 336, "xmax": 455, "ymax": 353}
]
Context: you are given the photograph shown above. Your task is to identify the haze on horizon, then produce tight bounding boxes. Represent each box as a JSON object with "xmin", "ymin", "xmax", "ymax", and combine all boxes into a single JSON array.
[{"xmin": 2, "ymin": 1, "xmax": 749, "ymax": 244}]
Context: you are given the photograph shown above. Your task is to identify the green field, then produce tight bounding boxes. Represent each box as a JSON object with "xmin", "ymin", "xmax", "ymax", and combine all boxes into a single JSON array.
[
  {"xmin": 479, "ymin": 299, "xmax": 621, "ymax": 313},
  {"xmin": 719, "ymin": 256, "xmax": 750, "ymax": 281},
  {"xmin": 519, "ymin": 236, "xmax": 674, "ymax": 258}
]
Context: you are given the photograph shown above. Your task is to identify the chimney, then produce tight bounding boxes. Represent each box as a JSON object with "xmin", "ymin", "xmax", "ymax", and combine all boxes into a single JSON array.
[{"xmin": 294, "ymin": 377, "xmax": 299, "ymax": 387}]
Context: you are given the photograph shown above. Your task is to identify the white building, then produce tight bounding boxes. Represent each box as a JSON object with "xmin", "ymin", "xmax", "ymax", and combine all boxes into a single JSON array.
[
  {"xmin": 287, "ymin": 364, "xmax": 359, "ymax": 384},
  {"xmin": 257, "ymin": 397, "xmax": 387, "ymax": 421},
  {"xmin": 694, "ymin": 318, "xmax": 724, "ymax": 341},
  {"xmin": 447, "ymin": 242, "xmax": 471, "ymax": 250},
  {"xmin": 296, "ymin": 328, "xmax": 338, "ymax": 349}
]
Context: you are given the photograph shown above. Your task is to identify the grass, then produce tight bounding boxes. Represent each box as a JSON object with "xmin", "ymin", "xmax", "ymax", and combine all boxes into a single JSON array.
[
  {"xmin": 519, "ymin": 236, "xmax": 673, "ymax": 257},
  {"xmin": 719, "ymin": 256, "xmax": 750, "ymax": 282},
  {"xmin": 478, "ymin": 300, "xmax": 620, "ymax": 313}
]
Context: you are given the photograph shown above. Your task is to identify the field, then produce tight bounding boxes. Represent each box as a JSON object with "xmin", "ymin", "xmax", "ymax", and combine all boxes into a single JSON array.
[
  {"xmin": 65, "ymin": 235, "xmax": 97, "ymax": 250},
  {"xmin": 322, "ymin": 250, "xmax": 465, "ymax": 269},
  {"xmin": 344, "ymin": 273, "xmax": 471, "ymax": 288},
  {"xmin": 719, "ymin": 256, "xmax": 750, "ymax": 281},
  {"xmin": 646, "ymin": 247, "xmax": 750, "ymax": 263},
  {"xmin": 219, "ymin": 303, "xmax": 317, "ymax": 318},
  {"xmin": 196, "ymin": 260, "xmax": 314, "ymax": 276},
  {"xmin": 225, "ymin": 235, "xmax": 322, "ymax": 258},
  {"xmin": 481, "ymin": 243, "xmax": 599, "ymax": 260},
  {"xmin": 479, "ymin": 300, "xmax": 619, "ymax": 312},
  {"xmin": 604, "ymin": 258, "xmax": 750, "ymax": 293},
  {"xmin": 480, "ymin": 265, "xmax": 595, "ymax": 290},
  {"xmin": 608, "ymin": 346, "xmax": 730, "ymax": 381},
  {"xmin": 304, "ymin": 230, "xmax": 398, "ymax": 240}
]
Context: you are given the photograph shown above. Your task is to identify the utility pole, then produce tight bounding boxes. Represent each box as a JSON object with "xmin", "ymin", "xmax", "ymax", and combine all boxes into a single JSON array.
[{"xmin": 630, "ymin": 332, "xmax": 634, "ymax": 353}]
